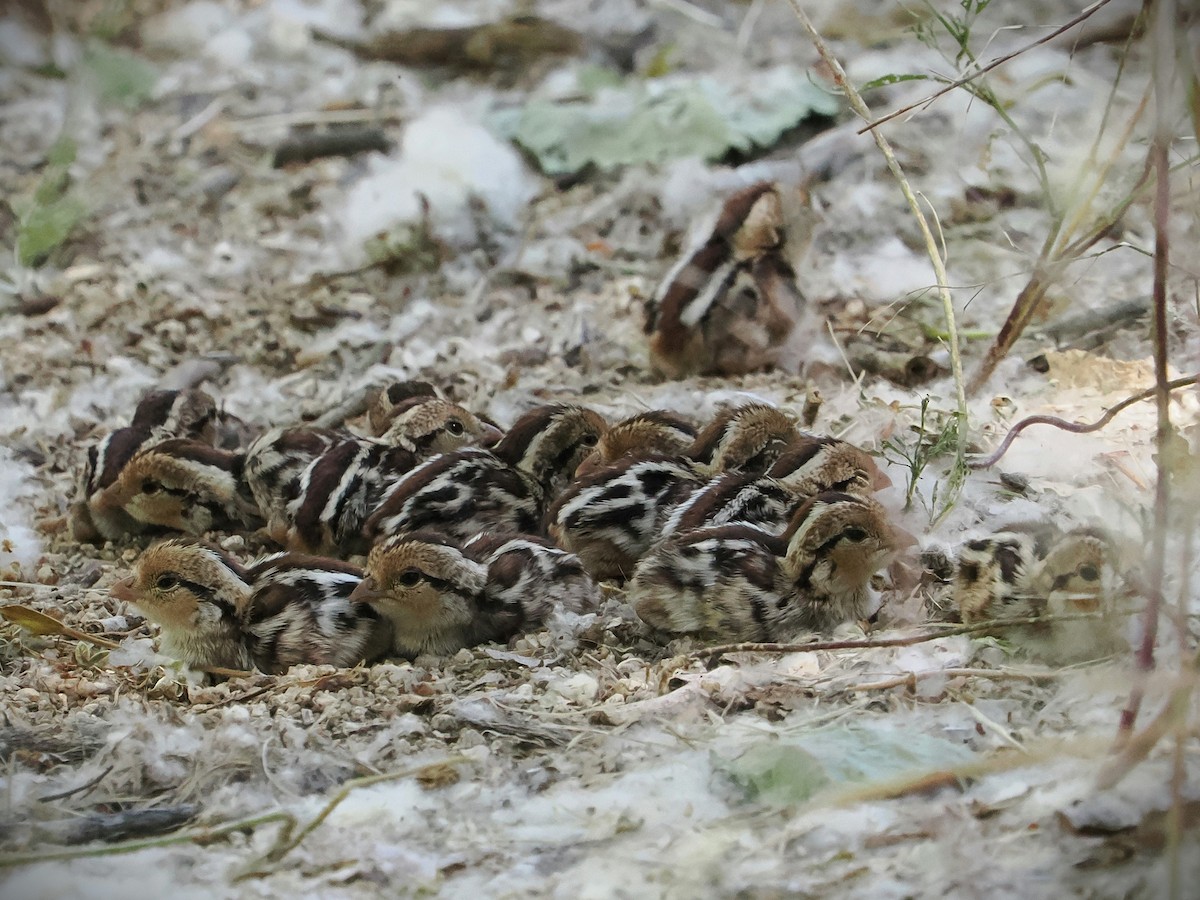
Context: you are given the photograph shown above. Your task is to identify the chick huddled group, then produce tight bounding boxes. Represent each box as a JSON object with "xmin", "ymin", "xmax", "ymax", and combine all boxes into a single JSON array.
[{"xmin": 80, "ymin": 384, "xmax": 919, "ymax": 674}]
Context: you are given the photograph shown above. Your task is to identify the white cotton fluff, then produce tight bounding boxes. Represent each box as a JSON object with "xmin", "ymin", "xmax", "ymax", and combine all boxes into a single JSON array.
[
  {"xmin": 336, "ymin": 107, "xmax": 540, "ymax": 263},
  {"xmin": 0, "ymin": 447, "xmax": 44, "ymax": 576},
  {"xmin": 142, "ymin": 1, "xmax": 237, "ymax": 53}
]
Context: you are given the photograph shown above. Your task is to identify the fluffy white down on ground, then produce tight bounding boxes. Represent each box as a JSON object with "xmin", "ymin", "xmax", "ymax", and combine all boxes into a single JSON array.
[{"xmin": 2, "ymin": 0, "xmax": 1199, "ymax": 896}]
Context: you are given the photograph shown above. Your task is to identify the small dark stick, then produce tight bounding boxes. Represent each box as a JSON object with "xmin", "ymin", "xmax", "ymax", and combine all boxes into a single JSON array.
[
  {"xmin": 801, "ymin": 388, "xmax": 822, "ymax": 428},
  {"xmin": 272, "ymin": 128, "xmax": 391, "ymax": 168}
]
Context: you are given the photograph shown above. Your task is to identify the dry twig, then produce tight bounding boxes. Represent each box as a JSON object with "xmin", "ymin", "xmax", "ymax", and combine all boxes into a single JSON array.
[
  {"xmin": 968, "ymin": 374, "xmax": 1199, "ymax": 469},
  {"xmin": 692, "ymin": 611, "xmax": 1124, "ymax": 663},
  {"xmin": 857, "ymin": 0, "xmax": 1118, "ymax": 134},
  {"xmin": 1114, "ymin": 0, "xmax": 1182, "ymax": 754},
  {"xmin": 236, "ymin": 755, "xmax": 469, "ymax": 879}
]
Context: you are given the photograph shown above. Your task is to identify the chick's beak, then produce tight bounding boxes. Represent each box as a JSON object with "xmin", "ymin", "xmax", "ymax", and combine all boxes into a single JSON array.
[
  {"xmin": 479, "ymin": 423, "xmax": 504, "ymax": 448},
  {"xmin": 890, "ymin": 524, "xmax": 920, "ymax": 553},
  {"xmin": 871, "ymin": 467, "xmax": 893, "ymax": 492},
  {"xmin": 348, "ymin": 576, "xmax": 381, "ymax": 605},
  {"xmin": 109, "ymin": 575, "xmax": 137, "ymax": 603}
]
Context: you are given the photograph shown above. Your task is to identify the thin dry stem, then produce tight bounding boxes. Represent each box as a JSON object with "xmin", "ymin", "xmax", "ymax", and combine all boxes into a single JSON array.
[
  {"xmin": 237, "ymin": 755, "xmax": 469, "ymax": 879},
  {"xmin": 858, "ymin": 0, "xmax": 1118, "ymax": 134},
  {"xmin": 784, "ymin": 0, "xmax": 968, "ymax": 459},
  {"xmin": 846, "ymin": 666, "xmax": 1064, "ymax": 693},
  {"xmin": 1116, "ymin": 0, "xmax": 1179, "ymax": 747},
  {"xmin": 968, "ymin": 374, "xmax": 1199, "ymax": 469},
  {"xmin": 0, "ymin": 812, "xmax": 293, "ymax": 870},
  {"xmin": 1098, "ymin": 666, "xmax": 1195, "ymax": 789},
  {"xmin": 692, "ymin": 610, "xmax": 1125, "ymax": 662}
]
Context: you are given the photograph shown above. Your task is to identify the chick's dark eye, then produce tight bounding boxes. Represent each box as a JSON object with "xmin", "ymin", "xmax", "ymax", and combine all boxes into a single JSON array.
[
  {"xmin": 142, "ymin": 481, "xmax": 162, "ymax": 495},
  {"xmin": 445, "ymin": 419, "xmax": 464, "ymax": 435},
  {"xmin": 1078, "ymin": 564, "xmax": 1100, "ymax": 582},
  {"xmin": 155, "ymin": 574, "xmax": 180, "ymax": 591},
  {"xmin": 580, "ymin": 433, "xmax": 599, "ymax": 447},
  {"xmin": 397, "ymin": 569, "xmax": 422, "ymax": 587},
  {"xmin": 844, "ymin": 527, "xmax": 868, "ymax": 542}
]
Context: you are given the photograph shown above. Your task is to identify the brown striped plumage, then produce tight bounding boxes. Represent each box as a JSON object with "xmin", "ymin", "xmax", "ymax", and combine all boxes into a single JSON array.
[
  {"xmin": 244, "ymin": 426, "xmax": 347, "ymax": 538},
  {"xmin": 110, "ymin": 539, "xmax": 388, "ymax": 673},
  {"xmin": 92, "ymin": 438, "xmax": 263, "ymax": 536},
  {"xmin": 660, "ymin": 436, "xmax": 891, "ymax": 537},
  {"xmin": 351, "ymin": 529, "xmax": 596, "ymax": 659},
  {"xmin": 241, "ymin": 552, "xmax": 390, "ymax": 672},
  {"xmin": 73, "ymin": 388, "xmax": 226, "ymax": 543},
  {"xmin": 630, "ymin": 492, "xmax": 912, "ymax": 642},
  {"xmin": 954, "ymin": 524, "xmax": 1128, "ymax": 661},
  {"xmin": 547, "ymin": 403, "xmax": 805, "ymax": 580},
  {"xmin": 575, "ymin": 410, "xmax": 698, "ymax": 478},
  {"xmin": 282, "ymin": 439, "xmax": 419, "ymax": 555},
  {"xmin": 366, "ymin": 380, "xmax": 440, "ymax": 435},
  {"xmin": 645, "ymin": 182, "xmax": 813, "ymax": 378},
  {"xmin": 363, "ymin": 404, "xmax": 607, "ymax": 544}
]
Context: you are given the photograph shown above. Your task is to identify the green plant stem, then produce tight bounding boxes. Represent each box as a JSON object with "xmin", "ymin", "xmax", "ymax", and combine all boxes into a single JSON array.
[{"xmin": 784, "ymin": 0, "xmax": 969, "ymax": 465}]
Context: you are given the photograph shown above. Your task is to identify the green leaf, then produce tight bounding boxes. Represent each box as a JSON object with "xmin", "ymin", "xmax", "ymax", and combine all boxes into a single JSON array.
[
  {"xmin": 719, "ymin": 743, "xmax": 830, "ymax": 805},
  {"xmin": 45, "ymin": 136, "xmax": 77, "ymax": 169},
  {"xmin": 18, "ymin": 196, "xmax": 87, "ymax": 267},
  {"xmin": 716, "ymin": 726, "xmax": 974, "ymax": 807},
  {"xmin": 493, "ymin": 66, "xmax": 840, "ymax": 176},
  {"xmin": 860, "ymin": 73, "xmax": 931, "ymax": 90},
  {"xmin": 83, "ymin": 41, "xmax": 157, "ymax": 108}
]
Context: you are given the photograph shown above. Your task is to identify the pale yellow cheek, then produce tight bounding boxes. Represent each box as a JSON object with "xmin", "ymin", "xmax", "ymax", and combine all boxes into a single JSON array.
[
  {"xmin": 828, "ymin": 545, "xmax": 877, "ymax": 588},
  {"xmin": 125, "ymin": 494, "xmax": 189, "ymax": 529},
  {"xmin": 376, "ymin": 584, "xmax": 444, "ymax": 624},
  {"xmin": 133, "ymin": 592, "xmax": 199, "ymax": 630}
]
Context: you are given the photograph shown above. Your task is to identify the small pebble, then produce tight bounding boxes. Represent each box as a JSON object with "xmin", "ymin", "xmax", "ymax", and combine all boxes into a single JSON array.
[{"xmin": 219, "ymin": 535, "xmax": 246, "ymax": 552}]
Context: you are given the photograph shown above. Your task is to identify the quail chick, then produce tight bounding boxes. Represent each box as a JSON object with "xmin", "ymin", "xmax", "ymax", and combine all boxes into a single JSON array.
[
  {"xmin": 249, "ymin": 397, "xmax": 500, "ymax": 553},
  {"xmin": 109, "ymin": 539, "xmax": 255, "ymax": 671},
  {"xmin": 661, "ymin": 436, "xmax": 891, "ymax": 537},
  {"xmin": 956, "ymin": 524, "xmax": 1127, "ymax": 661},
  {"xmin": 629, "ymin": 492, "xmax": 912, "ymax": 642},
  {"xmin": 241, "ymin": 551, "xmax": 392, "ymax": 673},
  {"xmin": 110, "ymin": 539, "xmax": 388, "ymax": 673},
  {"xmin": 366, "ymin": 380, "xmax": 440, "ymax": 436},
  {"xmin": 547, "ymin": 403, "xmax": 802, "ymax": 580},
  {"xmin": 129, "ymin": 388, "xmax": 221, "ymax": 444},
  {"xmin": 954, "ymin": 522, "xmax": 1057, "ymax": 624},
  {"xmin": 376, "ymin": 396, "xmax": 503, "ymax": 455},
  {"xmin": 349, "ymin": 532, "xmax": 529, "ymax": 658},
  {"xmin": 575, "ymin": 410, "xmax": 698, "ymax": 478},
  {"xmin": 1025, "ymin": 527, "xmax": 1128, "ymax": 660},
  {"xmin": 73, "ymin": 388, "xmax": 223, "ymax": 542},
  {"xmin": 645, "ymin": 182, "xmax": 816, "ymax": 378},
  {"xmin": 363, "ymin": 404, "xmax": 607, "ymax": 543},
  {"xmin": 92, "ymin": 438, "xmax": 263, "ymax": 536},
  {"xmin": 463, "ymin": 532, "xmax": 600, "ymax": 618},
  {"xmin": 243, "ymin": 426, "xmax": 345, "ymax": 535},
  {"xmin": 686, "ymin": 402, "xmax": 804, "ymax": 476}
]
